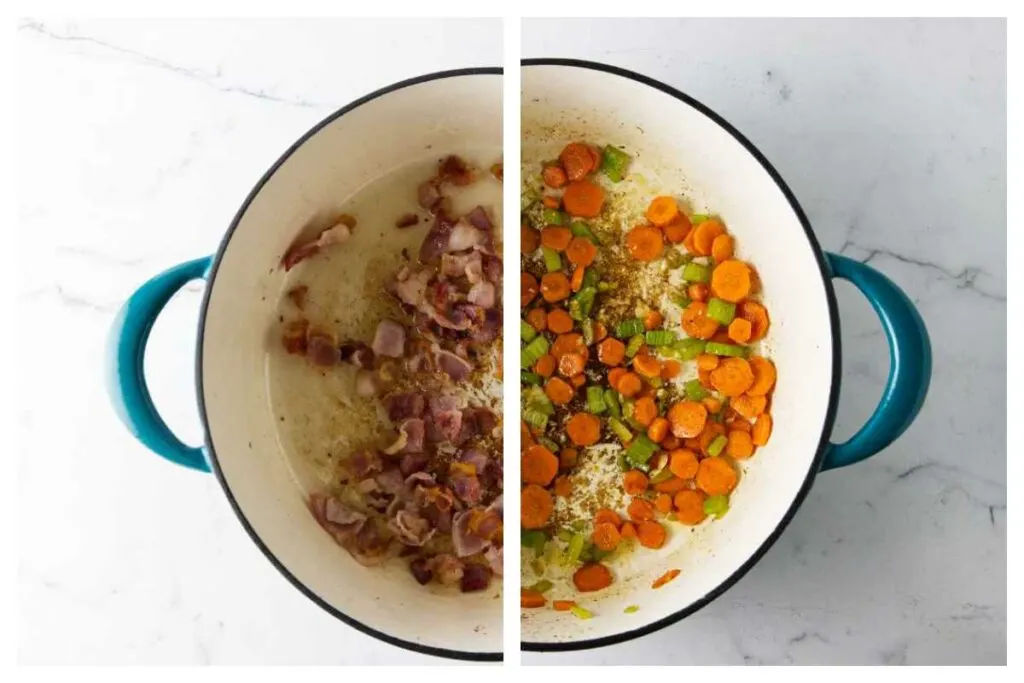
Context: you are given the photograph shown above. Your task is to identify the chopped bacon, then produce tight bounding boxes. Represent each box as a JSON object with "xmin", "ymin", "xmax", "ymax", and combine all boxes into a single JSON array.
[
  {"xmin": 438, "ymin": 155, "xmax": 474, "ymax": 186},
  {"xmin": 372, "ymin": 319, "xmax": 406, "ymax": 358},
  {"xmin": 395, "ymin": 213, "xmax": 419, "ymax": 228}
]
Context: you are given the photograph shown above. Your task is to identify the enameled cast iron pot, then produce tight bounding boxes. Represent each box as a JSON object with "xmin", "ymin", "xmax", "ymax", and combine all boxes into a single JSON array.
[
  {"xmin": 107, "ymin": 68, "xmax": 504, "ymax": 661},
  {"xmin": 519, "ymin": 60, "xmax": 931, "ymax": 651}
]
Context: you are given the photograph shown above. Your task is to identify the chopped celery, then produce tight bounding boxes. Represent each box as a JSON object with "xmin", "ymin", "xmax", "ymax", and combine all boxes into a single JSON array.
[
  {"xmin": 570, "ymin": 287, "xmax": 596, "ymax": 320},
  {"xmin": 570, "ymin": 604, "xmax": 594, "ymax": 620},
  {"xmin": 530, "ymin": 558, "xmax": 546, "ymax": 575},
  {"xmin": 567, "ymin": 533, "xmax": 586, "ymax": 564},
  {"xmin": 570, "ymin": 220, "xmax": 600, "ymax": 243},
  {"xmin": 626, "ymin": 435, "xmax": 658, "ymax": 466},
  {"xmin": 529, "ymin": 579, "xmax": 554, "ymax": 593},
  {"xmin": 524, "ymin": 386, "xmax": 554, "ymax": 415},
  {"xmin": 615, "ymin": 318, "xmax": 645, "ymax": 338},
  {"xmin": 539, "ymin": 437, "xmax": 560, "ymax": 453},
  {"xmin": 581, "ymin": 317, "xmax": 595, "ymax": 345},
  {"xmin": 707, "ymin": 434, "xmax": 728, "ymax": 457},
  {"xmin": 670, "ymin": 287, "xmax": 692, "ymax": 309},
  {"xmin": 600, "ymin": 145, "xmax": 631, "ymax": 182},
  {"xmin": 673, "ymin": 338, "xmax": 707, "ymax": 360},
  {"xmin": 704, "ymin": 341, "xmax": 749, "ymax": 358},
  {"xmin": 521, "ymin": 320, "xmax": 537, "ymax": 342},
  {"xmin": 542, "ymin": 246, "xmax": 562, "ymax": 273},
  {"xmin": 521, "ymin": 371, "xmax": 543, "ymax": 386},
  {"xmin": 650, "ymin": 467, "xmax": 674, "ymax": 484},
  {"xmin": 691, "ymin": 214, "xmax": 711, "ymax": 224},
  {"xmin": 684, "ymin": 379, "xmax": 709, "ymax": 401},
  {"xmin": 582, "ymin": 267, "xmax": 601, "ymax": 289},
  {"xmin": 521, "ymin": 335, "xmax": 550, "ymax": 368},
  {"xmin": 587, "ymin": 386, "xmax": 607, "ymax": 414},
  {"xmin": 556, "ymin": 528, "xmax": 574, "ymax": 542},
  {"xmin": 521, "ymin": 530, "xmax": 547, "ymax": 550},
  {"xmin": 604, "ymin": 390, "xmax": 622, "ymax": 419},
  {"xmin": 617, "ymin": 451, "xmax": 629, "ymax": 472},
  {"xmin": 704, "ymin": 494, "xmax": 729, "ymax": 519},
  {"xmin": 647, "ymin": 376, "xmax": 663, "ymax": 388},
  {"xmin": 608, "ymin": 417, "xmax": 633, "ymax": 443},
  {"xmin": 624, "ymin": 605, "xmax": 640, "ymax": 614},
  {"xmin": 707, "ymin": 297, "xmax": 737, "ymax": 325},
  {"xmin": 542, "ymin": 208, "xmax": 564, "ymax": 226},
  {"xmin": 597, "ymin": 281, "xmax": 617, "ymax": 292},
  {"xmin": 625, "ymin": 334, "xmax": 645, "ymax": 358},
  {"xmin": 664, "ymin": 249, "xmax": 688, "ymax": 269},
  {"xmin": 570, "ymin": 519, "xmax": 586, "ymax": 532},
  {"xmin": 645, "ymin": 329, "xmax": 676, "ymax": 346},
  {"xmin": 522, "ymin": 408, "xmax": 549, "ymax": 429},
  {"xmin": 682, "ymin": 262, "xmax": 711, "ymax": 283}
]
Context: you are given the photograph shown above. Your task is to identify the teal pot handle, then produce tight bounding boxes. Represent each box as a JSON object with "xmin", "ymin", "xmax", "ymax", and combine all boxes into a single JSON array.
[
  {"xmin": 821, "ymin": 253, "xmax": 932, "ymax": 470},
  {"xmin": 106, "ymin": 257, "xmax": 213, "ymax": 472}
]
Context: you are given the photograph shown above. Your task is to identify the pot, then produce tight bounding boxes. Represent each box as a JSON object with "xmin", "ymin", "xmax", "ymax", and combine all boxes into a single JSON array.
[
  {"xmin": 107, "ymin": 68, "xmax": 503, "ymax": 661},
  {"xmin": 520, "ymin": 59, "xmax": 931, "ymax": 651}
]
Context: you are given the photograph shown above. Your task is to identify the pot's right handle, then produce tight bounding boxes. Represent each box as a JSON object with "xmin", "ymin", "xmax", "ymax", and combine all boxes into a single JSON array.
[{"xmin": 821, "ymin": 253, "xmax": 932, "ymax": 471}]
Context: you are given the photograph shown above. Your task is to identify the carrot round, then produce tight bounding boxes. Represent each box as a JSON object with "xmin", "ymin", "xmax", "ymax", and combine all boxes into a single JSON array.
[
  {"xmin": 607, "ymin": 367, "xmax": 627, "ymax": 391},
  {"xmin": 727, "ymin": 318, "xmax": 752, "ymax": 344},
  {"xmin": 652, "ymin": 568, "xmax": 681, "ymax": 589},
  {"xmin": 647, "ymin": 417, "xmax": 670, "ymax": 443},
  {"xmin": 695, "ymin": 457, "xmax": 738, "ymax": 496},
  {"xmin": 521, "ymin": 589, "xmax": 547, "ymax": 608},
  {"xmin": 674, "ymin": 489, "xmax": 708, "ymax": 525},
  {"xmin": 729, "ymin": 417, "xmax": 753, "ymax": 433},
  {"xmin": 557, "ymin": 352, "xmax": 586, "ymax": 378},
  {"xmin": 522, "ymin": 444, "xmax": 559, "ymax": 486},
  {"xmin": 636, "ymin": 520, "xmax": 667, "ymax": 549},
  {"xmin": 541, "ymin": 225, "xmax": 572, "ymax": 251},
  {"xmin": 526, "ymin": 307, "xmax": 547, "ymax": 332},
  {"xmin": 623, "ymin": 469, "xmax": 649, "ymax": 496},
  {"xmin": 540, "ymin": 272, "xmax": 571, "ymax": 302},
  {"xmin": 542, "ymin": 195, "xmax": 560, "ymax": 209},
  {"xmin": 731, "ymin": 394, "xmax": 767, "ymax": 421},
  {"xmin": 551, "ymin": 333, "xmax": 586, "ymax": 360},
  {"xmin": 661, "ymin": 359, "xmax": 682, "ymax": 380},
  {"xmin": 726, "ymin": 430, "xmax": 755, "ymax": 459},
  {"xmin": 563, "ymin": 179, "xmax": 605, "ymax": 218},
  {"xmin": 654, "ymin": 493, "xmax": 673, "ymax": 514},
  {"xmin": 627, "ymin": 497, "xmax": 655, "ymax": 523},
  {"xmin": 534, "ymin": 353, "xmax": 556, "ymax": 378},
  {"xmin": 738, "ymin": 300, "xmax": 770, "ymax": 341},
  {"xmin": 711, "ymin": 260, "xmax": 753, "ymax": 303},
  {"xmin": 632, "ymin": 396, "xmax": 658, "ymax": 427},
  {"xmin": 644, "ymin": 310, "xmax": 664, "ymax": 330},
  {"xmin": 560, "ymin": 142, "xmax": 597, "ymax": 181},
  {"xmin": 593, "ymin": 321, "xmax": 608, "ymax": 342},
  {"xmin": 545, "ymin": 377, "xmax": 574, "ymax": 405},
  {"xmin": 521, "ymin": 484, "xmax": 554, "ymax": 528},
  {"xmin": 696, "ymin": 354, "xmax": 720, "ymax": 371},
  {"xmin": 620, "ymin": 521, "xmax": 638, "ymax": 539},
  {"xmin": 681, "ymin": 301, "xmax": 720, "ymax": 340},
  {"xmin": 747, "ymin": 357, "xmax": 777, "ymax": 396},
  {"xmin": 669, "ymin": 449, "xmax": 700, "ymax": 480},
  {"xmin": 560, "ymin": 447, "xmax": 578, "ymax": 470},
  {"xmin": 711, "ymin": 233, "xmax": 734, "ymax": 262},
  {"xmin": 668, "ymin": 400, "xmax": 708, "ymax": 439},
  {"xmin": 566, "ymin": 413, "xmax": 601, "ymax": 446},
  {"xmin": 573, "ymin": 562, "xmax": 613, "ymax": 592},
  {"xmin": 552, "ymin": 599, "xmax": 576, "ymax": 611},
  {"xmin": 661, "ymin": 434, "xmax": 681, "ymax": 450},
  {"xmin": 710, "ymin": 357, "xmax": 755, "ymax": 397},
  {"xmin": 645, "ymin": 196, "xmax": 680, "ymax": 227},
  {"xmin": 571, "ymin": 265, "xmax": 585, "ymax": 292},
  {"xmin": 663, "ymin": 215, "xmax": 692, "ymax": 244},
  {"xmin": 566, "ymin": 237, "xmax": 597, "ymax": 267},
  {"xmin": 522, "ymin": 226, "xmax": 540, "ymax": 254},
  {"xmin": 542, "ymin": 165, "xmax": 567, "ymax": 189},
  {"xmin": 691, "ymin": 218, "xmax": 725, "ymax": 256},
  {"xmin": 554, "ymin": 475, "xmax": 573, "ymax": 497},
  {"xmin": 687, "ymin": 282, "xmax": 709, "ymax": 303},
  {"xmin": 597, "ymin": 337, "xmax": 626, "ymax": 366},
  {"xmin": 625, "ymin": 225, "xmax": 664, "ymax": 262},
  {"xmin": 617, "ymin": 372, "xmax": 643, "ymax": 398},
  {"xmin": 752, "ymin": 413, "xmax": 773, "ymax": 446},
  {"xmin": 594, "ymin": 507, "xmax": 621, "ymax": 528},
  {"xmin": 547, "ymin": 308, "xmax": 574, "ymax": 334},
  {"xmin": 653, "ymin": 476, "xmax": 688, "ymax": 494},
  {"xmin": 570, "ymin": 373, "xmax": 586, "ymax": 388},
  {"xmin": 632, "ymin": 354, "xmax": 662, "ymax": 379},
  {"xmin": 703, "ymin": 396, "xmax": 723, "ymax": 415},
  {"xmin": 521, "ymin": 272, "xmax": 538, "ymax": 307},
  {"xmin": 592, "ymin": 522, "xmax": 622, "ymax": 551}
]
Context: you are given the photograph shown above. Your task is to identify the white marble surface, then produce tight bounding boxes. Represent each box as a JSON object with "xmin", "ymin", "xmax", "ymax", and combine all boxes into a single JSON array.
[
  {"xmin": 15, "ymin": 18, "xmax": 501, "ymax": 665},
  {"xmin": 523, "ymin": 18, "xmax": 1006, "ymax": 666}
]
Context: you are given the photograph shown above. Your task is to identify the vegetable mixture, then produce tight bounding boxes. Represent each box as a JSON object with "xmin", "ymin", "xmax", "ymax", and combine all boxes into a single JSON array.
[{"xmin": 519, "ymin": 142, "xmax": 776, "ymax": 614}]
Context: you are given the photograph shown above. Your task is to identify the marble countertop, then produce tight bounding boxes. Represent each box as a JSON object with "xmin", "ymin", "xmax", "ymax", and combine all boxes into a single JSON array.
[
  {"xmin": 16, "ymin": 17, "xmax": 1005, "ymax": 665},
  {"xmin": 523, "ymin": 18, "xmax": 1006, "ymax": 666}
]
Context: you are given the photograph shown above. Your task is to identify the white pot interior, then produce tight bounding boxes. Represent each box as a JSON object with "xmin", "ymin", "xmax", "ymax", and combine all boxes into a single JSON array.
[
  {"xmin": 200, "ymin": 72, "xmax": 503, "ymax": 657},
  {"xmin": 521, "ymin": 64, "xmax": 835, "ymax": 645}
]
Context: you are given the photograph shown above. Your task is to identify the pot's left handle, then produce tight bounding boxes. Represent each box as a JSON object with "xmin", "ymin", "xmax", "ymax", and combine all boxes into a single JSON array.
[{"xmin": 106, "ymin": 256, "xmax": 213, "ymax": 473}]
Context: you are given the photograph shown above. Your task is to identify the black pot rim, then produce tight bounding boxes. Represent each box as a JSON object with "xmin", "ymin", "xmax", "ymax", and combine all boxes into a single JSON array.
[
  {"xmin": 519, "ymin": 58, "xmax": 842, "ymax": 653},
  {"xmin": 195, "ymin": 66, "xmax": 504, "ymax": 663}
]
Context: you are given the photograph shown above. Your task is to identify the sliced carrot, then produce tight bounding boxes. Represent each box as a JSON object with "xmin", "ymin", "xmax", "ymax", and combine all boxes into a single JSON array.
[
  {"xmin": 696, "ymin": 354, "xmax": 720, "ymax": 371},
  {"xmin": 726, "ymin": 430, "xmax": 755, "ymax": 460},
  {"xmin": 674, "ymin": 489, "xmax": 708, "ymax": 525},
  {"xmin": 661, "ymin": 359, "xmax": 682, "ymax": 380},
  {"xmin": 553, "ymin": 600, "xmax": 576, "ymax": 611},
  {"xmin": 542, "ymin": 165, "xmax": 567, "ymax": 189},
  {"xmin": 560, "ymin": 142, "xmax": 597, "ymax": 181},
  {"xmin": 547, "ymin": 308, "xmax": 574, "ymax": 334},
  {"xmin": 593, "ymin": 321, "xmax": 608, "ymax": 342},
  {"xmin": 711, "ymin": 233, "xmax": 734, "ymax": 262},
  {"xmin": 695, "ymin": 457, "xmax": 739, "ymax": 496},
  {"xmin": 632, "ymin": 354, "xmax": 662, "ymax": 379},
  {"xmin": 522, "ymin": 226, "xmax": 540, "ymax": 254},
  {"xmin": 692, "ymin": 218, "xmax": 726, "ymax": 256},
  {"xmin": 521, "ymin": 589, "xmax": 547, "ymax": 608},
  {"xmin": 526, "ymin": 307, "xmax": 547, "ymax": 332},
  {"xmin": 651, "ymin": 568, "xmax": 681, "ymax": 589},
  {"xmin": 669, "ymin": 449, "xmax": 700, "ymax": 480},
  {"xmin": 747, "ymin": 357, "xmax": 777, "ymax": 396},
  {"xmin": 702, "ymin": 396, "xmax": 723, "ymax": 414},
  {"xmin": 597, "ymin": 337, "xmax": 626, "ymax": 366},
  {"xmin": 729, "ymin": 417, "xmax": 753, "ymax": 433},
  {"xmin": 521, "ymin": 421, "xmax": 534, "ymax": 450},
  {"xmin": 687, "ymin": 282, "xmax": 709, "ymax": 303},
  {"xmin": 522, "ymin": 443, "xmax": 559, "ymax": 486},
  {"xmin": 644, "ymin": 310, "xmax": 664, "ymax": 330},
  {"xmin": 566, "ymin": 237, "xmax": 597, "ymax": 267},
  {"xmin": 738, "ymin": 300, "xmax": 770, "ymax": 341},
  {"xmin": 620, "ymin": 521, "xmax": 637, "ymax": 539},
  {"xmin": 698, "ymin": 421, "xmax": 726, "ymax": 457},
  {"xmin": 566, "ymin": 413, "xmax": 601, "ymax": 446},
  {"xmin": 647, "ymin": 417, "xmax": 670, "ymax": 443},
  {"xmin": 637, "ymin": 520, "xmax": 667, "ymax": 549},
  {"xmin": 623, "ymin": 470, "xmax": 649, "ymax": 496},
  {"xmin": 570, "ymin": 373, "xmax": 586, "ymax": 388},
  {"xmin": 645, "ymin": 196, "xmax": 681, "ymax": 227},
  {"xmin": 683, "ymin": 227, "xmax": 698, "ymax": 254},
  {"xmin": 661, "ymin": 434, "xmax": 681, "ymax": 450},
  {"xmin": 560, "ymin": 447, "xmax": 578, "ymax": 470},
  {"xmin": 558, "ymin": 352, "xmax": 586, "ymax": 378},
  {"xmin": 698, "ymin": 368, "xmax": 714, "ymax": 389},
  {"xmin": 540, "ymin": 272, "xmax": 571, "ymax": 302},
  {"xmin": 541, "ymin": 226, "xmax": 572, "ymax": 251},
  {"xmin": 752, "ymin": 413, "xmax": 773, "ymax": 446},
  {"xmin": 521, "ymin": 484, "xmax": 554, "ymax": 528},
  {"xmin": 545, "ymin": 377, "xmax": 574, "ymax": 405},
  {"xmin": 625, "ymin": 225, "xmax": 664, "ymax": 262},
  {"xmin": 710, "ymin": 357, "xmax": 755, "ymax": 397},
  {"xmin": 727, "ymin": 318, "xmax": 752, "ymax": 344},
  {"xmin": 681, "ymin": 301, "xmax": 720, "ymax": 340},
  {"xmin": 633, "ymin": 396, "xmax": 658, "ymax": 427},
  {"xmin": 563, "ymin": 179, "xmax": 605, "ymax": 218},
  {"xmin": 521, "ymin": 272, "xmax": 538, "ymax": 307},
  {"xmin": 571, "ymin": 266, "xmax": 586, "ymax": 292},
  {"xmin": 711, "ymin": 260, "xmax": 753, "ymax": 303},
  {"xmin": 653, "ymin": 476, "xmax": 688, "ymax": 494},
  {"xmin": 731, "ymin": 393, "xmax": 767, "ymax": 421},
  {"xmin": 534, "ymin": 353, "xmax": 556, "ymax": 378},
  {"xmin": 594, "ymin": 508, "xmax": 622, "ymax": 528},
  {"xmin": 668, "ymin": 401, "xmax": 708, "ymax": 439},
  {"xmin": 592, "ymin": 522, "xmax": 622, "ymax": 551},
  {"xmin": 554, "ymin": 475, "xmax": 573, "ymax": 497},
  {"xmin": 541, "ymin": 195, "xmax": 560, "ymax": 209},
  {"xmin": 627, "ymin": 498, "xmax": 655, "ymax": 523},
  {"xmin": 617, "ymin": 372, "xmax": 643, "ymax": 398},
  {"xmin": 573, "ymin": 562, "xmax": 613, "ymax": 592},
  {"xmin": 607, "ymin": 367, "xmax": 627, "ymax": 391},
  {"xmin": 663, "ymin": 214, "xmax": 692, "ymax": 244},
  {"xmin": 654, "ymin": 493, "xmax": 674, "ymax": 514},
  {"xmin": 551, "ymin": 333, "xmax": 586, "ymax": 360}
]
